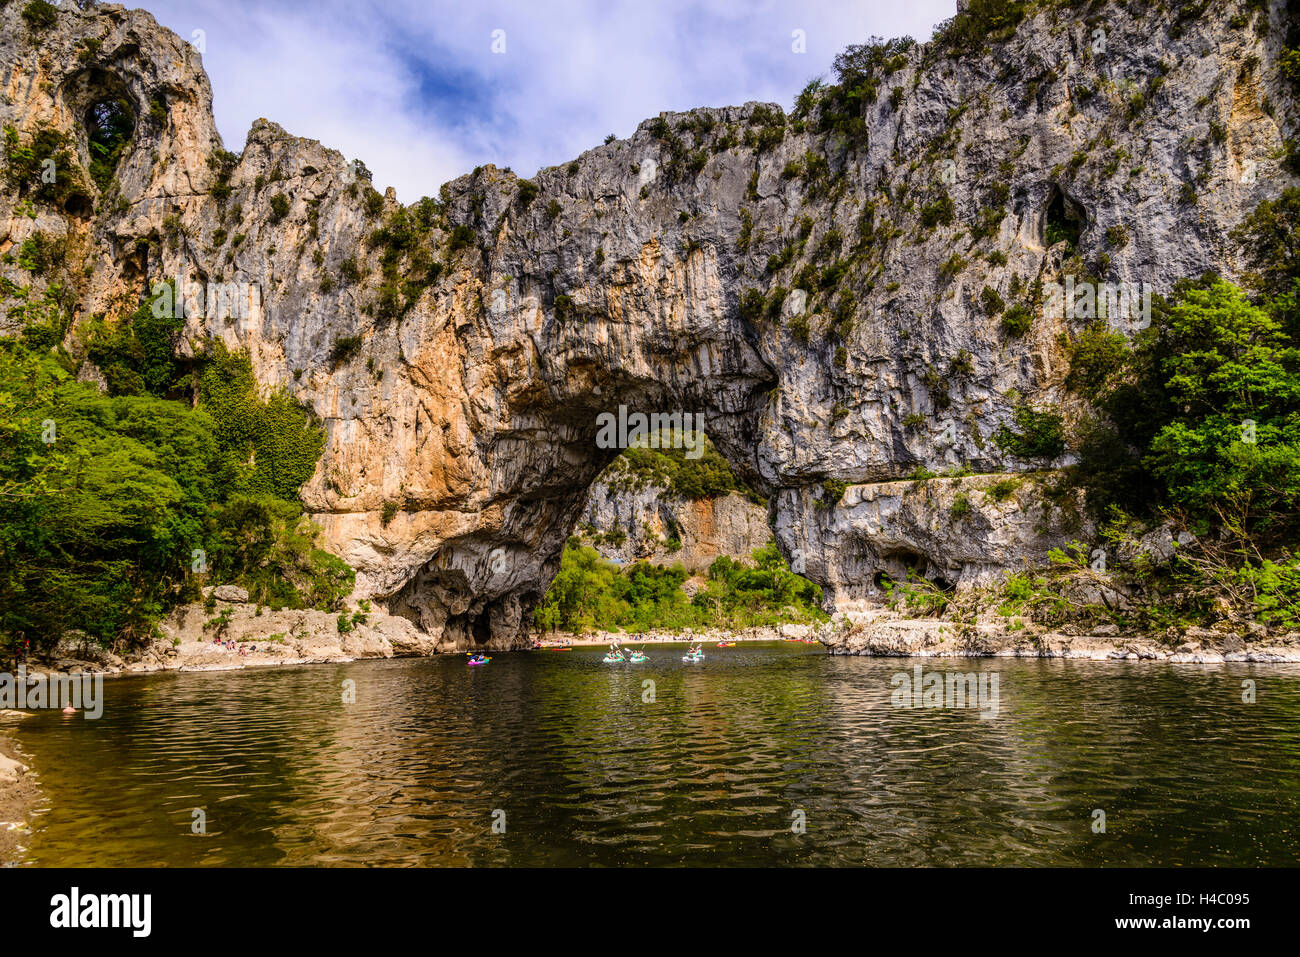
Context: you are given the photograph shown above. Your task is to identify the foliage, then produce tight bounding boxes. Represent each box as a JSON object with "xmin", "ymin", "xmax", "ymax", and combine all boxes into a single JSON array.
[
  {"xmin": 80, "ymin": 286, "xmax": 186, "ymax": 398},
  {"xmin": 0, "ymin": 346, "xmax": 218, "ymax": 648},
  {"xmin": 268, "ymin": 192, "xmax": 290, "ymax": 223},
  {"xmin": 21, "ymin": 1, "xmax": 57, "ymax": 31},
  {"xmin": 1142, "ymin": 283, "xmax": 1300, "ymax": 537},
  {"xmin": 931, "ymin": 0, "xmax": 1027, "ymax": 57},
  {"xmin": 207, "ymin": 495, "xmax": 354, "ymax": 611},
  {"xmin": 599, "ymin": 433, "xmax": 756, "ymax": 502},
  {"xmin": 0, "ymin": 329, "xmax": 344, "ymax": 654},
  {"xmin": 994, "ymin": 403, "xmax": 1066, "ymax": 460},
  {"xmin": 196, "ymin": 342, "xmax": 325, "ymax": 501},
  {"xmin": 1001, "ymin": 303, "xmax": 1033, "ymax": 336},
  {"xmin": 877, "ymin": 570, "xmax": 950, "ymax": 616},
  {"xmin": 3, "ymin": 123, "xmax": 91, "ymax": 211},
  {"xmin": 813, "ymin": 36, "xmax": 915, "ymax": 142},
  {"xmin": 85, "ymin": 98, "xmax": 134, "ymax": 194},
  {"xmin": 534, "ymin": 542, "xmax": 825, "ymax": 634}
]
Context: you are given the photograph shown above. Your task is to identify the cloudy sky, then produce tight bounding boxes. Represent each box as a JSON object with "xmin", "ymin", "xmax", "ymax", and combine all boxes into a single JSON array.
[{"xmin": 137, "ymin": 0, "xmax": 958, "ymax": 203}]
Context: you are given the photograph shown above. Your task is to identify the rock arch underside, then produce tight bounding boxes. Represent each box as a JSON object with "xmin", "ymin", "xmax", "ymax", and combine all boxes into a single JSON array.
[{"xmin": 2, "ymin": 3, "xmax": 1296, "ymax": 649}]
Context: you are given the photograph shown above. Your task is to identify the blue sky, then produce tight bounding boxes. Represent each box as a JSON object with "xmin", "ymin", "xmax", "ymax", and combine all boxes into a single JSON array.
[{"xmin": 137, "ymin": 0, "xmax": 958, "ymax": 202}]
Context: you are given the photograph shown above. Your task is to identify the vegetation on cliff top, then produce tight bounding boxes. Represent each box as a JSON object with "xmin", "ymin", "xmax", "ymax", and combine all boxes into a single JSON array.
[{"xmin": 597, "ymin": 432, "xmax": 764, "ymax": 504}]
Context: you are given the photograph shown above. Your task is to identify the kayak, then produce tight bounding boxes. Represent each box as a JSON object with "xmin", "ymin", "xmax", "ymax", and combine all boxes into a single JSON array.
[
  {"xmin": 716, "ymin": 641, "xmax": 736, "ymax": 647},
  {"xmin": 467, "ymin": 656, "xmax": 491, "ymax": 666}
]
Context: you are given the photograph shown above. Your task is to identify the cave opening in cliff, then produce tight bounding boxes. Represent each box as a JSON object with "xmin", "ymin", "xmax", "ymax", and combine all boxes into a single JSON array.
[
  {"xmin": 1044, "ymin": 185, "xmax": 1085, "ymax": 250},
  {"xmin": 83, "ymin": 95, "xmax": 135, "ymax": 194},
  {"xmin": 873, "ymin": 550, "xmax": 955, "ymax": 596},
  {"xmin": 471, "ymin": 611, "xmax": 493, "ymax": 645}
]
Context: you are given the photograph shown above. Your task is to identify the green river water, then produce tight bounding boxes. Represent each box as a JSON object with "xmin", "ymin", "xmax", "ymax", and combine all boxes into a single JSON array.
[{"xmin": 14, "ymin": 642, "xmax": 1300, "ymax": 866}]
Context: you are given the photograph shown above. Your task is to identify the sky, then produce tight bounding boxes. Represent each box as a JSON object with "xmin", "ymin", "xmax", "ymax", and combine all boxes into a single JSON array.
[{"xmin": 135, "ymin": 0, "xmax": 958, "ymax": 203}]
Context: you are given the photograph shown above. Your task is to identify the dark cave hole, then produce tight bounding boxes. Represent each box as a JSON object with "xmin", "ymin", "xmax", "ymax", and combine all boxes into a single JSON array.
[
  {"xmin": 471, "ymin": 611, "xmax": 493, "ymax": 645},
  {"xmin": 63, "ymin": 192, "xmax": 93, "ymax": 219},
  {"xmin": 1044, "ymin": 186, "xmax": 1084, "ymax": 250},
  {"xmin": 84, "ymin": 97, "xmax": 135, "ymax": 193},
  {"xmin": 874, "ymin": 550, "xmax": 955, "ymax": 594}
]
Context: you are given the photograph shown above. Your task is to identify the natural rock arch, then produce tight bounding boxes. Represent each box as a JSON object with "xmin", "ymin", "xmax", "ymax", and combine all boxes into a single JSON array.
[
  {"xmin": 2, "ymin": 4, "xmax": 1285, "ymax": 651},
  {"xmin": 383, "ymin": 304, "xmax": 780, "ymax": 646}
]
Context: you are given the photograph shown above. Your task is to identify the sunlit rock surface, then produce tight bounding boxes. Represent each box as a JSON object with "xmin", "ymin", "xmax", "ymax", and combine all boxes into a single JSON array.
[{"xmin": 2, "ymin": 2, "xmax": 1295, "ymax": 647}]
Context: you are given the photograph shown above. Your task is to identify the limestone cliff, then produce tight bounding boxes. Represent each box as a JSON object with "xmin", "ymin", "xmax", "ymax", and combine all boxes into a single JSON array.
[
  {"xmin": 578, "ymin": 479, "xmax": 771, "ymax": 571},
  {"xmin": 2, "ymin": 1, "xmax": 1296, "ymax": 648}
]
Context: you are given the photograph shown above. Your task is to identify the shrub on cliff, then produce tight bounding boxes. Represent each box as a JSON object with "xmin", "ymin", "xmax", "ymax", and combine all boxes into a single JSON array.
[
  {"xmin": 994, "ymin": 404, "xmax": 1066, "ymax": 460},
  {"xmin": 81, "ymin": 286, "xmax": 187, "ymax": 398},
  {"xmin": 2, "ymin": 123, "xmax": 91, "ymax": 211},
  {"xmin": 21, "ymin": 1, "xmax": 58, "ymax": 32},
  {"xmin": 931, "ymin": 0, "xmax": 1027, "ymax": 57},
  {"xmin": 197, "ymin": 342, "xmax": 325, "ymax": 501},
  {"xmin": 207, "ymin": 495, "xmax": 354, "ymax": 611}
]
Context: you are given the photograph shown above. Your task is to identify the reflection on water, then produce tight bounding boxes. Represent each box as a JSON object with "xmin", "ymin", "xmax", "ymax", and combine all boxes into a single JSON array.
[{"xmin": 15, "ymin": 644, "xmax": 1300, "ymax": 866}]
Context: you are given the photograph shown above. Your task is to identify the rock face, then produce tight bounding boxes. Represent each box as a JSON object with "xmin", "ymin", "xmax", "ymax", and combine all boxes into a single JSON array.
[
  {"xmin": 2, "ymin": 2, "xmax": 1296, "ymax": 648},
  {"xmin": 577, "ymin": 473, "xmax": 771, "ymax": 570}
]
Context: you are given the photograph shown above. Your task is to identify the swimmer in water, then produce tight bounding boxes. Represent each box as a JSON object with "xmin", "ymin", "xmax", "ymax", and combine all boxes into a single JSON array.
[{"xmin": 62, "ymin": 704, "xmax": 76, "ymax": 714}]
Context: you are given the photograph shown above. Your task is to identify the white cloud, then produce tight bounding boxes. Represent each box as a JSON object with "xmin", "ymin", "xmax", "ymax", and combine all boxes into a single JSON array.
[{"xmin": 138, "ymin": 0, "xmax": 956, "ymax": 202}]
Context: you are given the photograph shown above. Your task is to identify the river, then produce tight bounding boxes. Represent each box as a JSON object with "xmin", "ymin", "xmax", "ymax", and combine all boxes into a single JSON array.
[{"xmin": 14, "ymin": 642, "xmax": 1300, "ymax": 866}]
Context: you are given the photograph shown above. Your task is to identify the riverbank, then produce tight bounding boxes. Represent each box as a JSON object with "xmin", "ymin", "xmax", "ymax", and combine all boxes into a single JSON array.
[
  {"xmin": 23, "ymin": 600, "xmax": 444, "ymax": 679},
  {"xmin": 533, "ymin": 623, "xmax": 818, "ymax": 647},
  {"xmin": 819, "ymin": 607, "xmax": 1300, "ymax": 662},
  {"xmin": 17, "ymin": 593, "xmax": 1300, "ymax": 682},
  {"xmin": 0, "ymin": 715, "xmax": 38, "ymax": 867}
]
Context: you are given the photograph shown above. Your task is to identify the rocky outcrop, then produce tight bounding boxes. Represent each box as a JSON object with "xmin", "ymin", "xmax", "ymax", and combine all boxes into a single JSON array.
[
  {"xmin": 2, "ymin": 2, "xmax": 1296, "ymax": 648},
  {"xmin": 153, "ymin": 600, "xmax": 443, "ymax": 667},
  {"xmin": 578, "ymin": 477, "xmax": 770, "ymax": 570},
  {"xmin": 817, "ymin": 610, "xmax": 1300, "ymax": 661},
  {"xmin": 777, "ymin": 471, "xmax": 1086, "ymax": 606}
]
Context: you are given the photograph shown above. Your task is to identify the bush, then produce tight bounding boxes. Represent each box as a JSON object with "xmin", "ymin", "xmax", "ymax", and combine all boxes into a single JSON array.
[
  {"xmin": 1065, "ymin": 322, "xmax": 1128, "ymax": 401},
  {"xmin": 980, "ymin": 286, "xmax": 1005, "ymax": 316},
  {"xmin": 920, "ymin": 192, "xmax": 955, "ymax": 229},
  {"xmin": 994, "ymin": 404, "xmax": 1067, "ymax": 460},
  {"xmin": 269, "ymin": 192, "xmax": 290, "ymax": 223},
  {"xmin": 329, "ymin": 335, "xmax": 363, "ymax": 366},
  {"xmin": 932, "ymin": 0, "xmax": 1027, "ymax": 56},
  {"xmin": 819, "ymin": 478, "xmax": 848, "ymax": 507},
  {"xmin": 447, "ymin": 224, "xmax": 477, "ymax": 254},
  {"xmin": 198, "ymin": 342, "xmax": 325, "ymax": 500},
  {"xmin": 22, "ymin": 1, "xmax": 58, "ymax": 31},
  {"xmin": 81, "ymin": 285, "xmax": 186, "ymax": 398},
  {"xmin": 951, "ymin": 493, "xmax": 973, "ymax": 519},
  {"xmin": 985, "ymin": 477, "xmax": 1020, "ymax": 502},
  {"xmin": 1001, "ymin": 303, "xmax": 1033, "ymax": 336},
  {"xmin": 738, "ymin": 288, "xmax": 765, "ymax": 322},
  {"xmin": 3, "ymin": 124, "xmax": 90, "ymax": 210}
]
